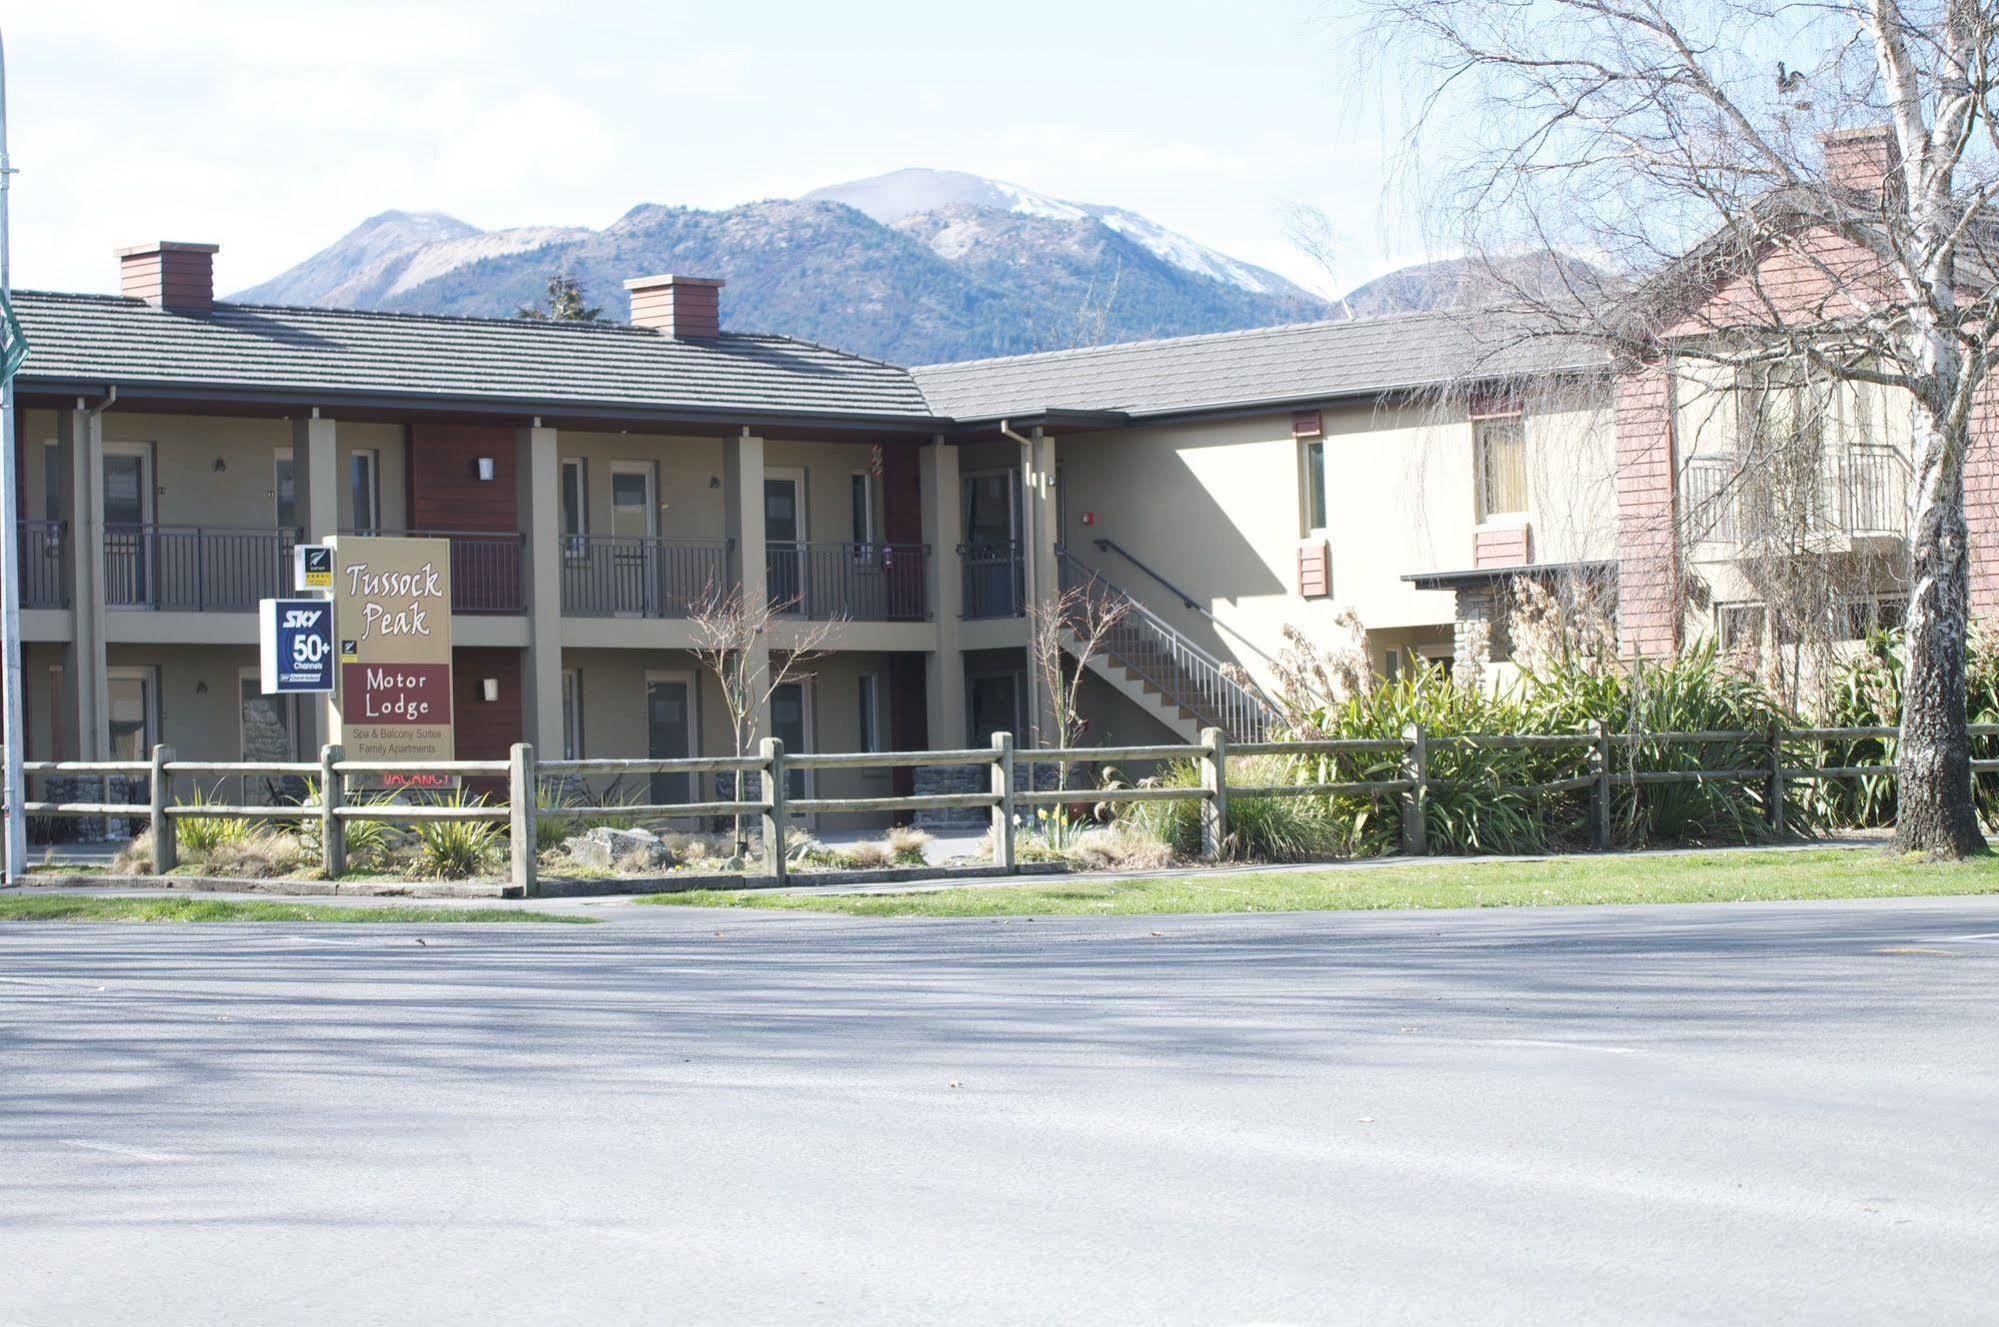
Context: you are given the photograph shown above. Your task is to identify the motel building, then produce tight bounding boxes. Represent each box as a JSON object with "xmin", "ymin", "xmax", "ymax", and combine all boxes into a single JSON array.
[{"xmin": 10, "ymin": 143, "xmax": 1975, "ymax": 831}]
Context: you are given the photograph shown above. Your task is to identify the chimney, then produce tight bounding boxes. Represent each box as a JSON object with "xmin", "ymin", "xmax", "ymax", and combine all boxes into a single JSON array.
[
  {"xmin": 1820, "ymin": 125, "xmax": 1902, "ymax": 195},
  {"xmin": 623, "ymin": 273, "xmax": 724, "ymax": 339},
  {"xmin": 118, "ymin": 241, "xmax": 220, "ymax": 312}
]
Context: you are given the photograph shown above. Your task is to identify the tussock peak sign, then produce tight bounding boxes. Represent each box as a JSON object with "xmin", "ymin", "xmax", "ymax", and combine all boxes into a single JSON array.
[{"xmin": 329, "ymin": 535, "xmax": 455, "ymax": 775}]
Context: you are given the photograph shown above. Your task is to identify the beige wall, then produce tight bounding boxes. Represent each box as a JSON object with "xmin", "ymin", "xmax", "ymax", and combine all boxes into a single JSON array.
[
  {"xmin": 558, "ymin": 432, "xmax": 728, "ymax": 542},
  {"xmin": 1055, "ymin": 391, "xmax": 1616, "ymax": 687}
]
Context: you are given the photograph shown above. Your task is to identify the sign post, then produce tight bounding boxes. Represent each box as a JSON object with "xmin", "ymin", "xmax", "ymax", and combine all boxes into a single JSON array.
[{"xmin": 328, "ymin": 535, "xmax": 455, "ymax": 788}]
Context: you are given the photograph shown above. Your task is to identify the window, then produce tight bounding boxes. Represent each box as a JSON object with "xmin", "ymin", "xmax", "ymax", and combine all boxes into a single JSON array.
[
  {"xmin": 1474, "ymin": 415, "xmax": 1527, "ymax": 521},
  {"xmin": 274, "ymin": 450, "xmax": 296, "ymax": 529},
  {"xmin": 773, "ymin": 680, "xmax": 810, "ymax": 800},
  {"xmin": 851, "ymin": 472, "xmax": 876, "ymax": 546},
  {"xmin": 1717, "ymin": 603, "xmax": 1768, "ymax": 651},
  {"xmin": 42, "ymin": 440, "xmax": 59, "ymax": 523},
  {"xmin": 1838, "ymin": 596, "xmax": 1905, "ymax": 641},
  {"xmin": 1303, "ymin": 438, "xmax": 1328, "ymax": 531},
  {"xmin": 561, "ymin": 669, "xmax": 583, "ymax": 760},
  {"xmin": 348, "ymin": 451, "xmax": 380, "ymax": 534},
  {"xmin": 561, "ymin": 458, "xmax": 588, "ymax": 555},
  {"xmin": 857, "ymin": 674, "xmax": 881, "ymax": 754},
  {"xmin": 106, "ymin": 668, "xmax": 158, "ymax": 762}
]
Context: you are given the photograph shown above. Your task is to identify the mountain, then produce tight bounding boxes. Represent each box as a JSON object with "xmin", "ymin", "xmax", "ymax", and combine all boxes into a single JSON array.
[
  {"xmin": 1339, "ymin": 252, "xmax": 1612, "ymax": 318},
  {"xmin": 230, "ymin": 171, "xmax": 1330, "ymax": 363}
]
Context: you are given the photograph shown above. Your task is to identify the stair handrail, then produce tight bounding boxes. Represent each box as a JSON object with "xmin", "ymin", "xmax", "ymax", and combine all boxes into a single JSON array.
[
  {"xmin": 1056, "ymin": 548, "xmax": 1280, "ymax": 741},
  {"xmin": 1089, "ymin": 536, "xmax": 1281, "ymax": 669}
]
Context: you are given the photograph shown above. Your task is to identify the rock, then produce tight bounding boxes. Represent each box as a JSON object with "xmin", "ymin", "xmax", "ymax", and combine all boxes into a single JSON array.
[{"xmin": 565, "ymin": 826, "xmax": 675, "ymax": 872}]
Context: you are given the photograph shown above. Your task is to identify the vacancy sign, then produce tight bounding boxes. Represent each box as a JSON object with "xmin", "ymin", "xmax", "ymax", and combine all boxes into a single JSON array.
[
  {"xmin": 329, "ymin": 534, "xmax": 455, "ymax": 772},
  {"xmin": 259, "ymin": 598, "xmax": 335, "ymax": 693}
]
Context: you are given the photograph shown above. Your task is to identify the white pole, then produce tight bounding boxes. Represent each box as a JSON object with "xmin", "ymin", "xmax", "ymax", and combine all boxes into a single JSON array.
[{"xmin": 0, "ymin": 27, "xmax": 26, "ymax": 882}]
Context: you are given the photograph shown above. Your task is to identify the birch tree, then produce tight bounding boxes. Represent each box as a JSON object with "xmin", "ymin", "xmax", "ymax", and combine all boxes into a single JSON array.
[{"xmin": 1363, "ymin": 0, "xmax": 1999, "ymax": 856}]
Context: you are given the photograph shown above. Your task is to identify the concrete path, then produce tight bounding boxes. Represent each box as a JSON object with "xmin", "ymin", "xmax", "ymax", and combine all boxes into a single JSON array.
[{"xmin": 4, "ymin": 895, "xmax": 1998, "ymax": 1323}]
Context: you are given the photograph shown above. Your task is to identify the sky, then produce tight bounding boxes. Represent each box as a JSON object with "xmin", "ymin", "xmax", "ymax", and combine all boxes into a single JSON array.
[{"xmin": 3, "ymin": 0, "xmax": 1427, "ymax": 300}]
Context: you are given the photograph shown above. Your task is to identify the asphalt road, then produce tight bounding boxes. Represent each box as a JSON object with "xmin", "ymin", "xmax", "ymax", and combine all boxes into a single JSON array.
[{"xmin": 5, "ymin": 895, "xmax": 1999, "ymax": 1325}]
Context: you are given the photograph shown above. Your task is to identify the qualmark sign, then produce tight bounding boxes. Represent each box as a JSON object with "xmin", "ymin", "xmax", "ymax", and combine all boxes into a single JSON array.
[{"xmin": 329, "ymin": 535, "xmax": 455, "ymax": 774}]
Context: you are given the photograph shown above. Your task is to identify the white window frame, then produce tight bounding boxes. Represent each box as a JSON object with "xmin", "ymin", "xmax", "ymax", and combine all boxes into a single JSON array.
[
  {"xmin": 105, "ymin": 665, "xmax": 160, "ymax": 761},
  {"xmin": 771, "ymin": 677, "xmax": 814, "ymax": 802},
  {"xmin": 560, "ymin": 457, "xmax": 589, "ymax": 557},
  {"xmin": 857, "ymin": 672, "xmax": 882, "ymax": 754},
  {"xmin": 41, "ymin": 438, "xmax": 60, "ymax": 523},
  {"xmin": 561, "ymin": 668, "xmax": 584, "ymax": 761},
  {"xmin": 765, "ymin": 467, "xmax": 808, "ymax": 540},
  {"xmin": 643, "ymin": 667, "xmax": 703, "ymax": 815},
  {"xmin": 273, "ymin": 446, "xmax": 295, "ymax": 530},
  {"xmin": 850, "ymin": 470, "xmax": 877, "ymax": 546},
  {"xmin": 1472, "ymin": 412, "xmax": 1529, "ymax": 524},
  {"xmin": 347, "ymin": 449, "xmax": 381, "ymax": 535},
  {"xmin": 1302, "ymin": 437, "xmax": 1329, "ymax": 534},
  {"xmin": 1717, "ymin": 602, "xmax": 1768, "ymax": 652},
  {"xmin": 608, "ymin": 461, "xmax": 658, "ymax": 539},
  {"xmin": 103, "ymin": 442, "xmax": 155, "ymax": 526}
]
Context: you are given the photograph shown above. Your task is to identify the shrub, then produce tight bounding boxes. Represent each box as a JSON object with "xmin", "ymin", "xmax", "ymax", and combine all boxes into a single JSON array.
[
  {"xmin": 206, "ymin": 831, "xmax": 310, "ymax": 879},
  {"xmin": 1118, "ymin": 758, "xmax": 1354, "ymax": 863},
  {"xmin": 886, "ymin": 825, "xmax": 932, "ymax": 865},
  {"xmin": 174, "ymin": 784, "xmax": 258, "ymax": 859},
  {"xmin": 407, "ymin": 794, "xmax": 504, "ymax": 879},
  {"xmin": 841, "ymin": 841, "xmax": 895, "ymax": 870},
  {"xmin": 294, "ymin": 779, "xmax": 397, "ymax": 872},
  {"xmin": 1065, "ymin": 826, "xmax": 1175, "ymax": 872}
]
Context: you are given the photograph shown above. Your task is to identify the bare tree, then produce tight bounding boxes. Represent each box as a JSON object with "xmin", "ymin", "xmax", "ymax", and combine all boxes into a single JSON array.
[
  {"xmin": 1025, "ymin": 580, "xmax": 1128, "ymax": 849},
  {"xmin": 1280, "ymin": 202, "xmax": 1359, "ymax": 318},
  {"xmin": 1030, "ymin": 260, "xmax": 1125, "ymax": 352},
  {"xmin": 1362, "ymin": 0, "xmax": 1999, "ymax": 856},
  {"xmin": 689, "ymin": 585, "xmax": 840, "ymax": 851}
]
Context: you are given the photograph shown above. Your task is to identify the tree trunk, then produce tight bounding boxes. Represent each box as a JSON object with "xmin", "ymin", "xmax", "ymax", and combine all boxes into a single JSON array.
[{"xmin": 1895, "ymin": 399, "xmax": 1985, "ymax": 856}]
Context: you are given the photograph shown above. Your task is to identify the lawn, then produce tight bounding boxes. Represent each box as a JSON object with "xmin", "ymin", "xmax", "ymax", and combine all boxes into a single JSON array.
[
  {"xmin": 0, "ymin": 894, "xmax": 593, "ymax": 923},
  {"xmin": 640, "ymin": 846, "xmax": 1999, "ymax": 917}
]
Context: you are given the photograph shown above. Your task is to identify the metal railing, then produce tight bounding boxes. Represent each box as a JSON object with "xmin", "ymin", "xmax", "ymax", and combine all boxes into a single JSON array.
[
  {"xmin": 768, "ymin": 541, "xmax": 928, "ymax": 621},
  {"xmin": 104, "ymin": 525, "xmax": 297, "ymax": 612},
  {"xmin": 10, "ymin": 720, "xmax": 1986, "ymax": 892},
  {"xmin": 959, "ymin": 539, "xmax": 1024, "ymax": 618},
  {"xmin": 1684, "ymin": 446, "xmax": 1909, "ymax": 545},
  {"xmin": 16, "ymin": 520, "xmax": 65, "ymax": 608},
  {"xmin": 1059, "ymin": 549, "xmax": 1280, "ymax": 742},
  {"xmin": 560, "ymin": 534, "xmax": 729, "ymax": 618},
  {"xmin": 1090, "ymin": 536, "xmax": 1282, "ymax": 670},
  {"xmin": 358, "ymin": 529, "xmax": 526, "ymax": 614}
]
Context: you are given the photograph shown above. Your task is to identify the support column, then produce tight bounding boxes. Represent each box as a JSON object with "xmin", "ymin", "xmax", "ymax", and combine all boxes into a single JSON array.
[
  {"xmin": 58, "ymin": 402, "xmax": 107, "ymax": 759},
  {"xmin": 921, "ymin": 437, "xmax": 965, "ymax": 749},
  {"xmin": 1021, "ymin": 426, "xmax": 1060, "ymax": 745},
  {"xmin": 516, "ymin": 422, "xmax": 564, "ymax": 754},
  {"xmin": 723, "ymin": 428, "xmax": 773, "ymax": 747},
  {"xmin": 293, "ymin": 412, "xmax": 340, "ymax": 752}
]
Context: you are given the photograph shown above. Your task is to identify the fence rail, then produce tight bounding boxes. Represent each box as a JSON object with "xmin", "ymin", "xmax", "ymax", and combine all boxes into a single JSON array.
[
  {"xmin": 103, "ymin": 524, "xmax": 298, "ymax": 612},
  {"xmin": 4, "ymin": 721, "xmax": 1982, "ymax": 895},
  {"xmin": 559, "ymin": 535, "xmax": 729, "ymax": 618}
]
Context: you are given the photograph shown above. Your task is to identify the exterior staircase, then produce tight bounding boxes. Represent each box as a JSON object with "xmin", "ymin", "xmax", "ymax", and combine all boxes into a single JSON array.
[{"xmin": 1057, "ymin": 551, "xmax": 1279, "ymax": 743}]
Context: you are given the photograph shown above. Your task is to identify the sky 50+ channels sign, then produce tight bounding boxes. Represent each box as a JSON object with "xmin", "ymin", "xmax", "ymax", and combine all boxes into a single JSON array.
[
  {"xmin": 259, "ymin": 598, "xmax": 335, "ymax": 693},
  {"xmin": 329, "ymin": 535, "xmax": 455, "ymax": 775}
]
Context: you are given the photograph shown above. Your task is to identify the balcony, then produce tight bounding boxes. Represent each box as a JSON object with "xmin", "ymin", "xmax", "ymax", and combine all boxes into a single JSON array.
[
  {"xmin": 960, "ymin": 539, "xmax": 1024, "ymax": 618},
  {"xmin": 560, "ymin": 535, "xmax": 729, "ymax": 618},
  {"xmin": 357, "ymin": 530, "xmax": 526, "ymax": 614},
  {"xmin": 1684, "ymin": 444, "xmax": 1908, "ymax": 548},
  {"xmin": 767, "ymin": 541, "xmax": 928, "ymax": 621},
  {"xmin": 105, "ymin": 525, "xmax": 297, "ymax": 612},
  {"xmin": 16, "ymin": 521, "xmax": 66, "ymax": 609}
]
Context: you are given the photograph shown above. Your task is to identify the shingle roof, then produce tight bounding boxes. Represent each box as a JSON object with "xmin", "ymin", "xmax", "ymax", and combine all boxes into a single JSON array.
[
  {"xmin": 909, "ymin": 308, "xmax": 1608, "ymax": 420},
  {"xmin": 12, "ymin": 291, "xmax": 936, "ymax": 422}
]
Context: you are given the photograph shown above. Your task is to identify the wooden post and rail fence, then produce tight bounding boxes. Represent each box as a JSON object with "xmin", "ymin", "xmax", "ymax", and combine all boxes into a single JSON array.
[{"xmin": 6, "ymin": 720, "xmax": 1986, "ymax": 895}]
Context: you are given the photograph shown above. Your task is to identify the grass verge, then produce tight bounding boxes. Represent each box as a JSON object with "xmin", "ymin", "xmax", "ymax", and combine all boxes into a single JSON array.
[
  {"xmin": 639, "ymin": 847, "xmax": 1999, "ymax": 917},
  {"xmin": 0, "ymin": 894, "xmax": 593, "ymax": 923}
]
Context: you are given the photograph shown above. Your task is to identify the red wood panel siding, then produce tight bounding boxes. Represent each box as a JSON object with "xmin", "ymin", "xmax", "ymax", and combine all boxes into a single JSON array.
[
  {"xmin": 1297, "ymin": 540, "xmax": 1331, "ymax": 598},
  {"xmin": 1473, "ymin": 524, "xmax": 1531, "ymax": 568},
  {"xmin": 453, "ymin": 647, "xmax": 523, "ymax": 796},
  {"xmin": 408, "ymin": 425, "xmax": 518, "ymax": 532},
  {"xmin": 1969, "ymin": 376, "xmax": 1999, "ymax": 621},
  {"xmin": 1614, "ymin": 361, "xmax": 1681, "ymax": 660},
  {"xmin": 888, "ymin": 653, "xmax": 926, "ymax": 807},
  {"xmin": 1665, "ymin": 229, "xmax": 1895, "ymax": 338},
  {"xmin": 884, "ymin": 443, "xmax": 922, "ymax": 544}
]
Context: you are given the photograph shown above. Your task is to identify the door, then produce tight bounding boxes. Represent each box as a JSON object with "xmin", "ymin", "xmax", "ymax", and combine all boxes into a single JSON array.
[
  {"xmin": 646, "ymin": 673, "xmax": 695, "ymax": 806},
  {"xmin": 609, "ymin": 463, "xmax": 656, "ymax": 615},
  {"xmin": 103, "ymin": 446, "xmax": 154, "ymax": 606},
  {"xmin": 765, "ymin": 472, "xmax": 805, "ymax": 613},
  {"xmin": 962, "ymin": 471, "xmax": 1021, "ymax": 616},
  {"xmin": 772, "ymin": 680, "xmax": 809, "ymax": 801}
]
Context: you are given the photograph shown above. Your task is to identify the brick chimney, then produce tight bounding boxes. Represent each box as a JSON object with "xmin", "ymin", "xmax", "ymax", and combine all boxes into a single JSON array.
[
  {"xmin": 623, "ymin": 273, "xmax": 724, "ymax": 339},
  {"xmin": 1821, "ymin": 125, "xmax": 1902, "ymax": 195},
  {"xmin": 118, "ymin": 241, "xmax": 220, "ymax": 311}
]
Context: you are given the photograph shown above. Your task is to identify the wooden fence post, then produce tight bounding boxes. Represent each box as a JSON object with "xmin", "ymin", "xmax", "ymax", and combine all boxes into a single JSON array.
[
  {"xmin": 509, "ymin": 743, "xmax": 536, "ymax": 898},
  {"xmin": 761, "ymin": 737, "xmax": 788, "ymax": 884},
  {"xmin": 320, "ymin": 744, "xmax": 345, "ymax": 878},
  {"xmin": 1199, "ymin": 726, "xmax": 1230, "ymax": 862},
  {"xmin": 1400, "ymin": 722, "xmax": 1428, "ymax": 856},
  {"xmin": 149, "ymin": 744, "xmax": 176, "ymax": 874},
  {"xmin": 1591, "ymin": 720, "xmax": 1612, "ymax": 851},
  {"xmin": 990, "ymin": 731, "xmax": 1016, "ymax": 873},
  {"xmin": 1767, "ymin": 722, "xmax": 1786, "ymax": 837}
]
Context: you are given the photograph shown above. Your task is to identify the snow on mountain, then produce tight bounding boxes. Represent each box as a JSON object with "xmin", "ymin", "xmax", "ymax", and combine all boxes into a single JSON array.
[
  {"xmin": 383, "ymin": 225, "xmax": 593, "ymax": 296},
  {"xmin": 803, "ymin": 168, "xmax": 1303, "ymax": 298}
]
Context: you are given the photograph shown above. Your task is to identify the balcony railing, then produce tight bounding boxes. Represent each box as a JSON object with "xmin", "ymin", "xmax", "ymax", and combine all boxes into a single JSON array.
[
  {"xmin": 105, "ymin": 525, "xmax": 297, "ymax": 612},
  {"xmin": 768, "ymin": 541, "xmax": 929, "ymax": 621},
  {"xmin": 1684, "ymin": 445, "xmax": 1909, "ymax": 546},
  {"xmin": 16, "ymin": 520, "xmax": 66, "ymax": 609},
  {"xmin": 960, "ymin": 539, "xmax": 1024, "ymax": 619},
  {"xmin": 560, "ymin": 535, "xmax": 729, "ymax": 618},
  {"xmin": 357, "ymin": 530, "xmax": 526, "ymax": 614}
]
